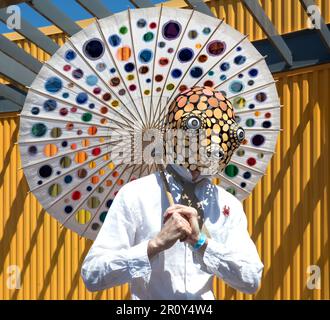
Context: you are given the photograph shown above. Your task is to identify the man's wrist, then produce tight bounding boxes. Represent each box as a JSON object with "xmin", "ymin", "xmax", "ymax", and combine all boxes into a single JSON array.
[{"xmin": 147, "ymin": 237, "xmax": 163, "ymax": 259}]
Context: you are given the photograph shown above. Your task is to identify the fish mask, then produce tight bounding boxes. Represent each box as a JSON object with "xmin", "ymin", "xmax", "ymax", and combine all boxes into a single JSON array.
[{"xmin": 164, "ymin": 86, "xmax": 245, "ymax": 175}]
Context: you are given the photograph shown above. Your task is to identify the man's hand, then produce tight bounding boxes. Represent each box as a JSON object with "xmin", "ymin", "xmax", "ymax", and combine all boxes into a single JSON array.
[
  {"xmin": 163, "ymin": 204, "xmax": 200, "ymax": 246},
  {"xmin": 147, "ymin": 210, "xmax": 192, "ymax": 259}
]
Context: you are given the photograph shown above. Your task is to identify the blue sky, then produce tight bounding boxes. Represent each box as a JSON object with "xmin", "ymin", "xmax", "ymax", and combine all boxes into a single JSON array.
[{"xmin": 0, "ymin": 0, "xmax": 166, "ymax": 33}]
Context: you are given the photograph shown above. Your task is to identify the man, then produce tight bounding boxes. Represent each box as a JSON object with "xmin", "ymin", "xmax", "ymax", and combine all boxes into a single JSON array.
[{"xmin": 81, "ymin": 87, "xmax": 264, "ymax": 299}]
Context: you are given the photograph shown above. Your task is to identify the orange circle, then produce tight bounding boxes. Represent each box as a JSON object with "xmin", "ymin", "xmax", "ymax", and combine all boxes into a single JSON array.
[
  {"xmin": 88, "ymin": 126, "xmax": 97, "ymax": 135},
  {"xmin": 203, "ymin": 88, "xmax": 213, "ymax": 96},
  {"xmin": 197, "ymin": 102, "xmax": 207, "ymax": 110},
  {"xmin": 208, "ymin": 97, "xmax": 218, "ymax": 108},
  {"xmin": 81, "ymin": 139, "xmax": 90, "ymax": 147},
  {"xmin": 177, "ymin": 96, "xmax": 187, "ymax": 108},
  {"xmin": 116, "ymin": 46, "xmax": 131, "ymax": 61},
  {"xmin": 174, "ymin": 110, "xmax": 184, "ymax": 120},
  {"xmin": 189, "ymin": 94, "xmax": 200, "ymax": 103},
  {"xmin": 91, "ymin": 176, "xmax": 99, "ymax": 184},
  {"xmin": 220, "ymin": 101, "xmax": 228, "ymax": 111},
  {"xmin": 215, "ymin": 92, "xmax": 225, "ymax": 100},
  {"xmin": 214, "ymin": 108, "xmax": 222, "ymax": 119},
  {"xmin": 44, "ymin": 144, "xmax": 58, "ymax": 157},
  {"xmin": 184, "ymin": 103, "xmax": 194, "ymax": 112},
  {"xmin": 75, "ymin": 151, "xmax": 88, "ymax": 164}
]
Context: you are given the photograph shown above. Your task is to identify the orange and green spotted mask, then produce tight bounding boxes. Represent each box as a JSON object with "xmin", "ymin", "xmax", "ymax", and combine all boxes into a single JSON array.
[{"xmin": 164, "ymin": 86, "xmax": 245, "ymax": 174}]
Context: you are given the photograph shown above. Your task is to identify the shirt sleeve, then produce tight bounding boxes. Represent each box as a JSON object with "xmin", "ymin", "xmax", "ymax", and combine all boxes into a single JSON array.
[
  {"xmin": 81, "ymin": 185, "xmax": 153, "ymax": 292},
  {"xmin": 195, "ymin": 202, "xmax": 264, "ymax": 294}
]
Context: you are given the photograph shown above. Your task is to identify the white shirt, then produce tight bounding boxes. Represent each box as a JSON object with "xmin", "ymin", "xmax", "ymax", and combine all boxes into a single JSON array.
[{"xmin": 81, "ymin": 165, "xmax": 264, "ymax": 300}]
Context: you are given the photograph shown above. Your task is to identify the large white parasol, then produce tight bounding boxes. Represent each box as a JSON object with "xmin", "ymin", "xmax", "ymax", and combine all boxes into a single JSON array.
[{"xmin": 18, "ymin": 7, "xmax": 280, "ymax": 240}]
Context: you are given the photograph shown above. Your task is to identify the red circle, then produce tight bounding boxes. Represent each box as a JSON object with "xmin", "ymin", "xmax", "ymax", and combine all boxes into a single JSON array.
[
  {"xmin": 247, "ymin": 157, "xmax": 256, "ymax": 166},
  {"xmin": 72, "ymin": 191, "xmax": 81, "ymax": 200},
  {"xmin": 63, "ymin": 65, "xmax": 71, "ymax": 71},
  {"xmin": 70, "ymin": 107, "xmax": 77, "ymax": 113},
  {"xmin": 92, "ymin": 147, "xmax": 101, "ymax": 156},
  {"xmin": 93, "ymin": 87, "xmax": 101, "ymax": 94},
  {"xmin": 59, "ymin": 108, "xmax": 68, "ymax": 116},
  {"xmin": 265, "ymin": 112, "xmax": 271, "ymax": 118},
  {"xmin": 129, "ymin": 84, "xmax": 136, "ymax": 91},
  {"xmin": 103, "ymin": 93, "xmax": 111, "ymax": 101},
  {"xmin": 149, "ymin": 22, "xmax": 157, "ymax": 29},
  {"xmin": 179, "ymin": 85, "xmax": 188, "ymax": 92},
  {"xmin": 159, "ymin": 58, "xmax": 169, "ymax": 66},
  {"xmin": 204, "ymin": 80, "xmax": 214, "ymax": 87}
]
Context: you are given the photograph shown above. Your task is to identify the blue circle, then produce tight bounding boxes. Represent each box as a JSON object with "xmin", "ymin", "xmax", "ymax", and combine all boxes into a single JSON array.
[
  {"xmin": 106, "ymin": 199, "xmax": 113, "ymax": 208},
  {"xmin": 240, "ymin": 182, "xmax": 246, "ymax": 188},
  {"xmin": 190, "ymin": 67, "xmax": 203, "ymax": 78},
  {"xmin": 220, "ymin": 75, "xmax": 226, "ymax": 81},
  {"xmin": 124, "ymin": 62, "xmax": 135, "ymax": 72},
  {"xmin": 64, "ymin": 175, "xmax": 72, "ymax": 183},
  {"xmin": 62, "ymin": 92, "xmax": 69, "ymax": 98},
  {"xmin": 171, "ymin": 68, "xmax": 182, "ymax": 78},
  {"xmin": 234, "ymin": 55, "xmax": 246, "ymax": 65},
  {"xmin": 249, "ymin": 68, "xmax": 258, "ymax": 77},
  {"xmin": 86, "ymin": 75, "xmax": 98, "ymax": 86},
  {"xmin": 64, "ymin": 205, "xmax": 73, "ymax": 214},
  {"xmin": 146, "ymin": 78, "xmax": 151, "ymax": 83},
  {"xmin": 262, "ymin": 121, "xmax": 272, "ymax": 128},
  {"xmin": 89, "ymin": 103, "xmax": 95, "ymax": 109},
  {"xmin": 45, "ymin": 77, "xmax": 62, "ymax": 93},
  {"xmin": 230, "ymin": 81, "xmax": 244, "ymax": 93},
  {"xmin": 76, "ymin": 92, "xmax": 88, "ymax": 104},
  {"xmin": 31, "ymin": 107, "xmax": 39, "ymax": 115},
  {"xmin": 220, "ymin": 62, "xmax": 230, "ymax": 71},
  {"xmin": 139, "ymin": 49, "xmax": 153, "ymax": 63},
  {"xmin": 109, "ymin": 34, "xmax": 121, "ymax": 47},
  {"xmin": 249, "ymin": 103, "xmax": 255, "ymax": 109},
  {"xmin": 243, "ymin": 171, "xmax": 251, "ymax": 179},
  {"xmin": 87, "ymin": 186, "xmax": 93, "ymax": 191},
  {"xmin": 208, "ymin": 71, "xmax": 214, "ymax": 76},
  {"xmin": 178, "ymin": 48, "xmax": 194, "ymax": 63},
  {"xmin": 236, "ymin": 46, "xmax": 242, "ymax": 51},
  {"xmin": 43, "ymin": 99, "xmax": 57, "ymax": 111},
  {"xmin": 110, "ymin": 67, "xmax": 116, "ymax": 73},
  {"xmin": 62, "ymin": 141, "xmax": 68, "ymax": 147},
  {"xmin": 65, "ymin": 50, "xmax": 76, "ymax": 61},
  {"xmin": 203, "ymin": 27, "xmax": 211, "ymax": 35}
]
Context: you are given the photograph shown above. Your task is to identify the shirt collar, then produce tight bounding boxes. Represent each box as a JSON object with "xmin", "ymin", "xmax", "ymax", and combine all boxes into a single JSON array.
[{"xmin": 168, "ymin": 164, "xmax": 212, "ymax": 184}]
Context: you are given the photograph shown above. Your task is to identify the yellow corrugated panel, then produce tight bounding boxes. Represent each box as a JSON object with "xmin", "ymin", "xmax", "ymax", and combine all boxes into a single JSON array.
[{"xmin": 0, "ymin": 0, "xmax": 329, "ymax": 300}]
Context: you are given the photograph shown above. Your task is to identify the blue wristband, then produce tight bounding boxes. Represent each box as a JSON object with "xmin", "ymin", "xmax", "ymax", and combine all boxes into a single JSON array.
[{"xmin": 192, "ymin": 232, "xmax": 207, "ymax": 250}]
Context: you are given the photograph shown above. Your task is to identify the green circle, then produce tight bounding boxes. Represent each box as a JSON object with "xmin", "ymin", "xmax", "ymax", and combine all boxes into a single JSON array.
[
  {"xmin": 119, "ymin": 26, "xmax": 128, "ymax": 34},
  {"xmin": 31, "ymin": 123, "xmax": 47, "ymax": 137},
  {"xmin": 226, "ymin": 187, "xmax": 236, "ymax": 196},
  {"xmin": 224, "ymin": 164, "xmax": 239, "ymax": 178},
  {"xmin": 143, "ymin": 32, "xmax": 154, "ymax": 42},
  {"xmin": 99, "ymin": 211, "xmax": 107, "ymax": 223},
  {"xmin": 166, "ymin": 83, "xmax": 175, "ymax": 90},
  {"xmin": 82, "ymin": 112, "xmax": 92, "ymax": 122},
  {"xmin": 245, "ymin": 118, "xmax": 255, "ymax": 127}
]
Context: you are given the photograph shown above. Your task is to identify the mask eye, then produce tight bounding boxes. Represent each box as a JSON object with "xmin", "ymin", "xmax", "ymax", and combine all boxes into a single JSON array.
[
  {"xmin": 236, "ymin": 127, "xmax": 245, "ymax": 142},
  {"xmin": 186, "ymin": 116, "xmax": 201, "ymax": 130}
]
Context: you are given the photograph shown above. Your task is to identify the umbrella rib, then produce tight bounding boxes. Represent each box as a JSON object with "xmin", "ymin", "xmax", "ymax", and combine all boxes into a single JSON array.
[
  {"xmin": 148, "ymin": 4, "xmax": 164, "ymax": 128},
  {"xmin": 229, "ymin": 158, "xmax": 265, "ymax": 175},
  {"xmin": 244, "ymin": 127, "xmax": 282, "ymax": 131},
  {"xmin": 27, "ymin": 86, "xmax": 134, "ymax": 132},
  {"xmin": 234, "ymin": 105, "xmax": 282, "ymax": 114},
  {"xmin": 218, "ymin": 173, "xmax": 250, "ymax": 194},
  {"xmin": 19, "ymin": 137, "xmax": 128, "ymax": 170},
  {"xmin": 43, "ymin": 144, "xmax": 133, "ymax": 210},
  {"xmin": 44, "ymin": 62, "xmax": 135, "ymax": 128},
  {"xmin": 214, "ymin": 55, "xmax": 267, "ymax": 89},
  {"xmin": 29, "ymin": 143, "xmax": 130, "ymax": 194},
  {"xmin": 227, "ymin": 80, "xmax": 277, "ymax": 100},
  {"xmin": 62, "ymin": 163, "xmax": 134, "ymax": 228},
  {"xmin": 79, "ymin": 164, "xmax": 145, "ymax": 238},
  {"xmin": 65, "ymin": 37, "xmax": 143, "ymax": 129},
  {"xmin": 127, "ymin": 8, "xmax": 150, "ymax": 129},
  {"xmin": 152, "ymin": 17, "xmax": 225, "ymax": 127},
  {"xmin": 150, "ymin": 9, "xmax": 195, "ymax": 126},
  {"xmin": 238, "ymin": 144, "xmax": 275, "ymax": 154},
  {"xmin": 95, "ymin": 18, "xmax": 147, "ymax": 128},
  {"xmin": 17, "ymin": 133, "xmax": 126, "ymax": 145},
  {"xmin": 20, "ymin": 113, "xmax": 123, "ymax": 131},
  {"xmin": 192, "ymin": 34, "xmax": 249, "ymax": 87},
  {"xmin": 153, "ymin": 96, "xmax": 170, "ymax": 129}
]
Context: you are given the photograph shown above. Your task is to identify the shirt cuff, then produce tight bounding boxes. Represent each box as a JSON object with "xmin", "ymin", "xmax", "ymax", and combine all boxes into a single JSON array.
[
  {"xmin": 202, "ymin": 237, "xmax": 226, "ymax": 273},
  {"xmin": 127, "ymin": 239, "xmax": 152, "ymax": 280}
]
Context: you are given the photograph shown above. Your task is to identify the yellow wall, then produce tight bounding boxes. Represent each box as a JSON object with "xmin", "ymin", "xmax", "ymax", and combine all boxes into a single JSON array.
[{"xmin": 0, "ymin": 0, "xmax": 329, "ymax": 299}]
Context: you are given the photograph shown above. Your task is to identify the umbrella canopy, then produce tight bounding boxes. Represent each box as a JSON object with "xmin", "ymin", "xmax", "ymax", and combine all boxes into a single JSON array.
[{"xmin": 18, "ymin": 7, "xmax": 280, "ymax": 239}]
